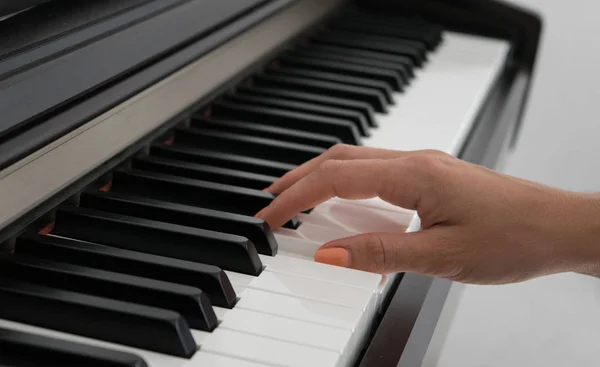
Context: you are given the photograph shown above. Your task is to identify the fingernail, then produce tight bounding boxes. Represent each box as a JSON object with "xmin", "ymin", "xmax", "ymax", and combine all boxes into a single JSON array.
[{"xmin": 315, "ymin": 248, "xmax": 349, "ymax": 268}]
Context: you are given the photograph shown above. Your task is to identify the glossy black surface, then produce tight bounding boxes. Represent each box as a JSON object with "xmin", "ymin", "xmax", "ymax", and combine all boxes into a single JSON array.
[
  {"xmin": 15, "ymin": 233, "xmax": 237, "ymax": 308},
  {"xmin": 132, "ymin": 156, "xmax": 277, "ymax": 190},
  {"xmin": 0, "ymin": 254, "xmax": 218, "ymax": 331},
  {"xmin": 0, "ymin": 278, "xmax": 196, "ymax": 357},
  {"xmin": 211, "ymin": 99, "xmax": 362, "ymax": 144},
  {"xmin": 0, "ymin": 327, "xmax": 148, "ymax": 367},
  {"xmin": 109, "ymin": 169, "xmax": 300, "ymax": 229},
  {"xmin": 172, "ymin": 127, "xmax": 325, "ymax": 165},
  {"xmin": 192, "ymin": 117, "xmax": 341, "ymax": 148},
  {"xmin": 150, "ymin": 144, "xmax": 296, "ymax": 178},
  {"xmin": 80, "ymin": 190, "xmax": 278, "ymax": 256},
  {"xmin": 52, "ymin": 205, "xmax": 263, "ymax": 276}
]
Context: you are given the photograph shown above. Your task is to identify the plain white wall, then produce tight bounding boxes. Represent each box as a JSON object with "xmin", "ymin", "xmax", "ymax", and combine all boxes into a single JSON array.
[{"xmin": 426, "ymin": 1, "xmax": 600, "ymax": 366}]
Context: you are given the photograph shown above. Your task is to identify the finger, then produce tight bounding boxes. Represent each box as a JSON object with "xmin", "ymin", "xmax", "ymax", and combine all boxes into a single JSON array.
[
  {"xmin": 265, "ymin": 144, "xmax": 412, "ymax": 194},
  {"xmin": 315, "ymin": 230, "xmax": 446, "ymax": 275},
  {"xmin": 258, "ymin": 157, "xmax": 425, "ymax": 229}
]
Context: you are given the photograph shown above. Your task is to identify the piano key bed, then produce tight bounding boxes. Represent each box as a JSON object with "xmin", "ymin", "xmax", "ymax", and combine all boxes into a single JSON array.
[{"xmin": 0, "ymin": 1, "xmax": 513, "ymax": 367}]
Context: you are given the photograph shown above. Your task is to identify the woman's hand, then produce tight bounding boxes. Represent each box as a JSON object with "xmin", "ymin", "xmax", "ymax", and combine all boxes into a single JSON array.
[{"xmin": 256, "ymin": 145, "xmax": 600, "ymax": 284}]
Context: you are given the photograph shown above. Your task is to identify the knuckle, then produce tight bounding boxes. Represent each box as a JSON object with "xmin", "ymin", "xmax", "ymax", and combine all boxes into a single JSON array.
[
  {"xmin": 327, "ymin": 144, "xmax": 354, "ymax": 159},
  {"xmin": 364, "ymin": 235, "xmax": 387, "ymax": 272},
  {"xmin": 318, "ymin": 159, "xmax": 344, "ymax": 175},
  {"xmin": 403, "ymin": 154, "xmax": 441, "ymax": 173}
]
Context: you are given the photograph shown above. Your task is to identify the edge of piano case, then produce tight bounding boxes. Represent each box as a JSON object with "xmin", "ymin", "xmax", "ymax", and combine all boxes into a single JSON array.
[{"xmin": 0, "ymin": 0, "xmax": 543, "ymax": 366}]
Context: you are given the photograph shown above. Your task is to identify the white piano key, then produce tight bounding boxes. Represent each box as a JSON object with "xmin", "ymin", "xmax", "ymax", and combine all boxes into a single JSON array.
[
  {"xmin": 363, "ymin": 32, "xmax": 510, "ymax": 156},
  {"xmin": 225, "ymin": 269, "xmax": 374, "ymax": 310},
  {"xmin": 275, "ymin": 222, "xmax": 357, "ymax": 244},
  {"xmin": 192, "ymin": 329, "xmax": 341, "ymax": 367},
  {"xmin": 299, "ymin": 200, "xmax": 413, "ymax": 233},
  {"xmin": 214, "ymin": 307, "xmax": 352, "ymax": 352},
  {"xmin": 275, "ymin": 235, "xmax": 322, "ymax": 259},
  {"xmin": 259, "ymin": 253, "xmax": 382, "ymax": 291},
  {"xmin": 234, "ymin": 288, "xmax": 362, "ymax": 329}
]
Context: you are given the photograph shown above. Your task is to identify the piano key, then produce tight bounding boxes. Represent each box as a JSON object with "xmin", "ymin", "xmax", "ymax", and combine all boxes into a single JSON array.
[
  {"xmin": 259, "ymin": 252, "xmax": 381, "ymax": 291},
  {"xmin": 225, "ymin": 269, "xmax": 374, "ymax": 311},
  {"xmin": 0, "ymin": 327, "xmax": 149, "ymax": 367},
  {"xmin": 191, "ymin": 117, "xmax": 341, "ymax": 148},
  {"xmin": 0, "ymin": 278, "xmax": 196, "ymax": 357},
  {"xmin": 79, "ymin": 190, "xmax": 278, "ymax": 256},
  {"xmin": 131, "ymin": 156, "xmax": 276, "ymax": 190},
  {"xmin": 0, "ymin": 319, "xmax": 270, "ymax": 367},
  {"xmin": 267, "ymin": 66, "xmax": 394, "ymax": 104},
  {"xmin": 235, "ymin": 85, "xmax": 377, "ymax": 127},
  {"xmin": 252, "ymin": 73, "xmax": 388, "ymax": 113},
  {"xmin": 299, "ymin": 43, "xmax": 416, "ymax": 75},
  {"xmin": 310, "ymin": 31, "xmax": 425, "ymax": 66},
  {"xmin": 214, "ymin": 307, "xmax": 351, "ymax": 353},
  {"xmin": 298, "ymin": 199, "xmax": 414, "ymax": 234},
  {"xmin": 328, "ymin": 18, "xmax": 440, "ymax": 50},
  {"xmin": 341, "ymin": 11, "xmax": 443, "ymax": 38},
  {"xmin": 329, "ymin": 29, "xmax": 428, "ymax": 55},
  {"xmin": 150, "ymin": 144, "xmax": 296, "ymax": 177},
  {"xmin": 210, "ymin": 100, "xmax": 362, "ymax": 144},
  {"xmin": 51, "ymin": 205, "xmax": 264, "ymax": 276},
  {"xmin": 221, "ymin": 93, "xmax": 371, "ymax": 136},
  {"xmin": 193, "ymin": 328, "xmax": 340, "ymax": 367},
  {"xmin": 0, "ymin": 254, "xmax": 218, "ymax": 332},
  {"xmin": 290, "ymin": 46, "xmax": 410, "ymax": 83},
  {"xmin": 109, "ymin": 169, "xmax": 301, "ymax": 229},
  {"xmin": 276, "ymin": 53, "xmax": 403, "ymax": 92},
  {"xmin": 171, "ymin": 127, "xmax": 325, "ymax": 165},
  {"xmin": 14, "ymin": 233, "xmax": 237, "ymax": 308}
]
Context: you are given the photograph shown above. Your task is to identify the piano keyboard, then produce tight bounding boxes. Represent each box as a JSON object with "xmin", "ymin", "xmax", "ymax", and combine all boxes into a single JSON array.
[{"xmin": 0, "ymin": 0, "xmax": 511, "ymax": 366}]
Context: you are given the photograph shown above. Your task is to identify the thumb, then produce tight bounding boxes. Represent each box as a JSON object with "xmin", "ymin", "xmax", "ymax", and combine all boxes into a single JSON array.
[{"xmin": 314, "ymin": 231, "xmax": 442, "ymax": 275}]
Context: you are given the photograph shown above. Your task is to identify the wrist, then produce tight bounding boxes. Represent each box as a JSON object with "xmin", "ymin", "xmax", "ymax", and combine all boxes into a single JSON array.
[{"xmin": 567, "ymin": 193, "xmax": 600, "ymax": 277}]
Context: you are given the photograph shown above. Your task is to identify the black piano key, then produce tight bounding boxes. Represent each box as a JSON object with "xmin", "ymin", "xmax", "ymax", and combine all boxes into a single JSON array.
[
  {"xmin": 191, "ymin": 117, "xmax": 340, "ymax": 148},
  {"xmin": 0, "ymin": 278, "xmax": 196, "ymax": 357},
  {"xmin": 309, "ymin": 32, "xmax": 424, "ymax": 67},
  {"xmin": 235, "ymin": 85, "xmax": 377, "ymax": 127},
  {"xmin": 110, "ymin": 169, "xmax": 301, "ymax": 229},
  {"xmin": 150, "ymin": 144, "xmax": 295, "ymax": 178},
  {"xmin": 132, "ymin": 156, "xmax": 276, "ymax": 191},
  {"xmin": 221, "ymin": 93, "xmax": 371, "ymax": 136},
  {"xmin": 341, "ymin": 11, "xmax": 443, "ymax": 39},
  {"xmin": 15, "ymin": 233, "xmax": 237, "ymax": 308},
  {"xmin": 0, "ymin": 327, "xmax": 148, "ymax": 367},
  {"xmin": 329, "ymin": 18, "xmax": 440, "ymax": 50},
  {"xmin": 290, "ymin": 46, "xmax": 410, "ymax": 83},
  {"xmin": 80, "ymin": 191, "xmax": 278, "ymax": 257},
  {"xmin": 0, "ymin": 255, "xmax": 218, "ymax": 332},
  {"xmin": 252, "ymin": 74, "xmax": 387, "ymax": 113},
  {"xmin": 330, "ymin": 30, "xmax": 428, "ymax": 56},
  {"xmin": 267, "ymin": 66, "xmax": 394, "ymax": 105},
  {"xmin": 52, "ymin": 205, "xmax": 263, "ymax": 276},
  {"xmin": 210, "ymin": 100, "xmax": 362, "ymax": 144},
  {"xmin": 275, "ymin": 54, "xmax": 403, "ymax": 92},
  {"xmin": 172, "ymin": 127, "xmax": 325, "ymax": 166},
  {"xmin": 300, "ymin": 43, "xmax": 415, "ymax": 76}
]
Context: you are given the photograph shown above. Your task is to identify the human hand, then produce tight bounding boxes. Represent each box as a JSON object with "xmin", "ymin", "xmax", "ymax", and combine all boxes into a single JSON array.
[{"xmin": 256, "ymin": 145, "xmax": 600, "ymax": 284}]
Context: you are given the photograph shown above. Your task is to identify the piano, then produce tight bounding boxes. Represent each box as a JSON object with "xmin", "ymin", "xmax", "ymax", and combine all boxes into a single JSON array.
[{"xmin": 0, "ymin": 0, "xmax": 542, "ymax": 366}]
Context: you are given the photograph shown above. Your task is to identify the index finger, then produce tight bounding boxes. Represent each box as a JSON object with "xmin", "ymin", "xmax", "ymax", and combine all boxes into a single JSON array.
[
  {"xmin": 265, "ymin": 144, "xmax": 412, "ymax": 194},
  {"xmin": 257, "ymin": 157, "xmax": 425, "ymax": 229}
]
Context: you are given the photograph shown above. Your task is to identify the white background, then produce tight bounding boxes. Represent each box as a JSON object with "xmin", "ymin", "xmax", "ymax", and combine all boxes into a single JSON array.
[{"xmin": 427, "ymin": 0, "xmax": 600, "ymax": 366}]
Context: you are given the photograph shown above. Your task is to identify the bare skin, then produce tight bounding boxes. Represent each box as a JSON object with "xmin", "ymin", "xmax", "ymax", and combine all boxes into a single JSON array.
[{"xmin": 256, "ymin": 144, "xmax": 600, "ymax": 285}]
